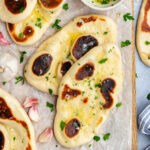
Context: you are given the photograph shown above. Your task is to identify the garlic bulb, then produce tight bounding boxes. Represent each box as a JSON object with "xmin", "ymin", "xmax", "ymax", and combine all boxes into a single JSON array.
[{"xmin": 0, "ymin": 52, "xmax": 18, "ymax": 82}]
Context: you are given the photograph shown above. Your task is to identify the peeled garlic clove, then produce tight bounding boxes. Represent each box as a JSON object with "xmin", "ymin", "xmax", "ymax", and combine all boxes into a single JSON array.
[
  {"xmin": 22, "ymin": 97, "xmax": 39, "ymax": 108},
  {"xmin": 28, "ymin": 107, "xmax": 40, "ymax": 122},
  {"xmin": 0, "ymin": 52, "xmax": 18, "ymax": 82},
  {"xmin": 38, "ymin": 128, "xmax": 53, "ymax": 143},
  {"xmin": 0, "ymin": 32, "xmax": 10, "ymax": 45}
]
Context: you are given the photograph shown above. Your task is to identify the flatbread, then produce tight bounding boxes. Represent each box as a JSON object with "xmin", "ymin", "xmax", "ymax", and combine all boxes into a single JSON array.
[
  {"xmin": 0, "ymin": 88, "xmax": 36, "ymax": 150},
  {"xmin": 7, "ymin": 2, "xmax": 61, "ymax": 46},
  {"xmin": 0, "ymin": 0, "xmax": 37, "ymax": 24},
  {"xmin": 136, "ymin": 0, "xmax": 150, "ymax": 66},
  {"xmin": 54, "ymin": 43, "xmax": 123, "ymax": 148},
  {"xmin": 24, "ymin": 14, "xmax": 117, "ymax": 95}
]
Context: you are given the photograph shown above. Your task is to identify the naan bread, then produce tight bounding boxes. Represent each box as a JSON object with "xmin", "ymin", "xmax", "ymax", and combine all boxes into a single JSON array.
[
  {"xmin": 0, "ymin": 88, "xmax": 36, "ymax": 150},
  {"xmin": 24, "ymin": 15, "xmax": 117, "ymax": 95},
  {"xmin": 54, "ymin": 43, "xmax": 123, "ymax": 148},
  {"xmin": 136, "ymin": 0, "xmax": 150, "ymax": 66},
  {"xmin": 0, "ymin": 0, "xmax": 37, "ymax": 24},
  {"xmin": 7, "ymin": 2, "xmax": 61, "ymax": 46}
]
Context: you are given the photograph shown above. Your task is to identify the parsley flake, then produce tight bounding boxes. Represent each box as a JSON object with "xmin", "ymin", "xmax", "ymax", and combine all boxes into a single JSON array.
[
  {"xmin": 116, "ymin": 102, "xmax": 122, "ymax": 108},
  {"xmin": 121, "ymin": 40, "xmax": 131, "ymax": 47},
  {"xmin": 98, "ymin": 58, "xmax": 108, "ymax": 64},
  {"xmin": 46, "ymin": 102, "xmax": 54, "ymax": 112},
  {"xmin": 15, "ymin": 76, "xmax": 24, "ymax": 85},
  {"xmin": 48, "ymin": 89, "xmax": 53, "ymax": 95},
  {"xmin": 35, "ymin": 18, "xmax": 42, "ymax": 29},
  {"xmin": 103, "ymin": 133, "xmax": 110, "ymax": 141},
  {"xmin": 19, "ymin": 51, "xmax": 27, "ymax": 64},
  {"xmin": 147, "ymin": 93, "xmax": 150, "ymax": 100},
  {"xmin": 63, "ymin": 3, "xmax": 69, "ymax": 11},
  {"xmin": 123, "ymin": 13, "xmax": 134, "ymax": 22},
  {"xmin": 2, "ymin": 82, "xmax": 7, "ymax": 85},
  {"xmin": 93, "ymin": 136, "xmax": 100, "ymax": 141},
  {"xmin": 60, "ymin": 121, "xmax": 66, "ymax": 131},
  {"xmin": 145, "ymin": 41, "xmax": 150, "ymax": 45},
  {"xmin": 20, "ymin": 7, "xmax": 24, "ymax": 13},
  {"xmin": 52, "ymin": 19, "xmax": 61, "ymax": 30}
]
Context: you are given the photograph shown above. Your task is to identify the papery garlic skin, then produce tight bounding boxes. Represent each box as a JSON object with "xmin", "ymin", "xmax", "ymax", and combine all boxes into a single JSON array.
[
  {"xmin": 0, "ymin": 32, "xmax": 10, "ymax": 45},
  {"xmin": 28, "ymin": 107, "xmax": 40, "ymax": 122},
  {"xmin": 0, "ymin": 52, "xmax": 18, "ymax": 82},
  {"xmin": 22, "ymin": 97, "xmax": 39, "ymax": 108},
  {"xmin": 38, "ymin": 128, "xmax": 53, "ymax": 143}
]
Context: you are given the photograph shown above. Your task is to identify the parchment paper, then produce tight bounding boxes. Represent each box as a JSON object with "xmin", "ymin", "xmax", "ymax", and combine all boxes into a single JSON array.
[{"xmin": 0, "ymin": 0, "xmax": 133, "ymax": 149}]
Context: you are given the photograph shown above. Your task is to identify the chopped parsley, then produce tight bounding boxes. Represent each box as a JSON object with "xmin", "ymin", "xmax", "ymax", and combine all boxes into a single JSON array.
[
  {"xmin": 2, "ymin": 82, "xmax": 7, "ymax": 85},
  {"xmin": 19, "ymin": 51, "xmax": 27, "ymax": 64},
  {"xmin": 147, "ymin": 93, "xmax": 150, "ymax": 100},
  {"xmin": 89, "ymin": 144, "xmax": 92, "ymax": 148},
  {"xmin": 15, "ymin": 76, "xmax": 24, "ymax": 85},
  {"xmin": 48, "ymin": 89, "xmax": 53, "ymax": 95},
  {"xmin": 145, "ymin": 41, "xmax": 150, "ymax": 45},
  {"xmin": 93, "ymin": 136, "xmax": 100, "ymax": 141},
  {"xmin": 45, "ymin": 76, "xmax": 49, "ymax": 81},
  {"xmin": 13, "ymin": 137, "xmax": 16, "ymax": 141},
  {"xmin": 46, "ymin": 102, "xmax": 54, "ymax": 112},
  {"xmin": 52, "ymin": 19, "xmax": 61, "ymax": 30},
  {"xmin": 95, "ymin": 83, "xmax": 102, "ymax": 88},
  {"xmin": 60, "ymin": 121, "xmax": 66, "ymax": 131},
  {"xmin": 101, "ymin": 0, "xmax": 109, "ymax": 4},
  {"xmin": 123, "ymin": 13, "xmax": 134, "ymax": 22},
  {"xmin": 63, "ymin": 3, "xmax": 69, "ymax": 11},
  {"xmin": 20, "ymin": 7, "xmax": 24, "ymax": 13},
  {"xmin": 35, "ymin": 18, "xmax": 42, "ymax": 29},
  {"xmin": 66, "ymin": 52, "xmax": 71, "ymax": 58},
  {"xmin": 116, "ymin": 102, "xmax": 122, "ymax": 108},
  {"xmin": 104, "ymin": 31, "xmax": 108, "ymax": 35},
  {"xmin": 121, "ymin": 40, "xmax": 131, "ymax": 47},
  {"xmin": 135, "ymin": 73, "xmax": 138, "ymax": 78},
  {"xmin": 98, "ymin": 58, "xmax": 108, "ymax": 64},
  {"xmin": 103, "ymin": 133, "xmax": 110, "ymax": 141},
  {"xmin": 18, "ymin": 33, "xmax": 23, "ymax": 38}
]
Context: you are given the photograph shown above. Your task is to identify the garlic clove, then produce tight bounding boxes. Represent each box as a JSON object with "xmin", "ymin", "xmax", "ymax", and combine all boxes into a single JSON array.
[
  {"xmin": 38, "ymin": 128, "xmax": 53, "ymax": 143},
  {"xmin": 22, "ymin": 97, "xmax": 39, "ymax": 108},
  {"xmin": 0, "ymin": 32, "xmax": 10, "ymax": 45},
  {"xmin": 28, "ymin": 107, "xmax": 40, "ymax": 122},
  {"xmin": 0, "ymin": 52, "xmax": 18, "ymax": 82}
]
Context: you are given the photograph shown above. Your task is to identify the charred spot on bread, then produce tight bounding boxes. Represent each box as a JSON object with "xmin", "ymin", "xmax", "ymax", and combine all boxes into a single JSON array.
[
  {"xmin": 60, "ymin": 61, "xmax": 72, "ymax": 76},
  {"xmin": 77, "ymin": 16, "xmax": 97, "ymax": 27},
  {"xmin": 40, "ymin": 0, "xmax": 63, "ymax": 9},
  {"xmin": 32, "ymin": 54, "xmax": 52, "ymax": 76},
  {"xmin": 62, "ymin": 84, "xmax": 81, "ymax": 100},
  {"xmin": 83, "ymin": 97, "xmax": 88, "ymax": 104},
  {"xmin": 72, "ymin": 35, "xmax": 98, "ymax": 60},
  {"xmin": 141, "ymin": 0, "xmax": 150, "ymax": 32},
  {"xmin": 65, "ymin": 118, "xmax": 80, "ymax": 138},
  {"xmin": 0, "ymin": 131, "xmax": 4, "ymax": 150},
  {"xmin": 101, "ymin": 78, "xmax": 116, "ymax": 109},
  {"xmin": 5, "ymin": 0, "xmax": 26, "ymax": 14},
  {"xmin": 75, "ymin": 62, "xmax": 95, "ymax": 80}
]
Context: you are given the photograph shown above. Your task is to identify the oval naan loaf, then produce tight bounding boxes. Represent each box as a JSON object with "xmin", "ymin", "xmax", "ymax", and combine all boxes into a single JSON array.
[
  {"xmin": 54, "ymin": 43, "xmax": 123, "ymax": 148},
  {"xmin": 0, "ymin": 0, "xmax": 37, "ymax": 24},
  {"xmin": 136, "ymin": 0, "xmax": 150, "ymax": 66},
  {"xmin": 24, "ymin": 15, "xmax": 117, "ymax": 95},
  {"xmin": 7, "ymin": 2, "xmax": 61, "ymax": 46},
  {"xmin": 0, "ymin": 88, "xmax": 36, "ymax": 150}
]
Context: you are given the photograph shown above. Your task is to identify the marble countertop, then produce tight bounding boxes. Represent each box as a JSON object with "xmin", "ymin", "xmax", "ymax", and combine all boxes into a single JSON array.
[{"xmin": 134, "ymin": 0, "xmax": 150, "ymax": 149}]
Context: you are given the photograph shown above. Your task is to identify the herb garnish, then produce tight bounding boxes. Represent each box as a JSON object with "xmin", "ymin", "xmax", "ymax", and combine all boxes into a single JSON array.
[
  {"xmin": 63, "ymin": 3, "xmax": 69, "ymax": 11},
  {"xmin": 121, "ymin": 40, "xmax": 131, "ymax": 47},
  {"xmin": 35, "ymin": 18, "xmax": 42, "ymax": 29},
  {"xmin": 52, "ymin": 19, "xmax": 61, "ymax": 30},
  {"xmin": 2, "ymin": 82, "xmax": 7, "ymax": 85},
  {"xmin": 147, "ymin": 93, "xmax": 150, "ymax": 100},
  {"xmin": 20, "ymin": 7, "xmax": 24, "ymax": 13},
  {"xmin": 93, "ymin": 136, "xmax": 100, "ymax": 141},
  {"xmin": 145, "ymin": 41, "xmax": 150, "ymax": 45},
  {"xmin": 104, "ymin": 31, "xmax": 108, "ymax": 35},
  {"xmin": 13, "ymin": 137, "xmax": 16, "ymax": 141},
  {"xmin": 15, "ymin": 76, "xmax": 24, "ymax": 85},
  {"xmin": 123, "ymin": 13, "xmax": 134, "ymax": 22},
  {"xmin": 98, "ymin": 58, "xmax": 108, "ymax": 64},
  {"xmin": 19, "ymin": 51, "xmax": 27, "ymax": 64},
  {"xmin": 89, "ymin": 144, "xmax": 92, "ymax": 148},
  {"xmin": 60, "ymin": 121, "xmax": 66, "ymax": 131},
  {"xmin": 46, "ymin": 102, "xmax": 54, "ymax": 112},
  {"xmin": 103, "ymin": 133, "xmax": 110, "ymax": 141},
  {"xmin": 48, "ymin": 89, "xmax": 53, "ymax": 95},
  {"xmin": 116, "ymin": 102, "xmax": 122, "ymax": 108},
  {"xmin": 135, "ymin": 73, "xmax": 138, "ymax": 78},
  {"xmin": 18, "ymin": 33, "xmax": 23, "ymax": 38}
]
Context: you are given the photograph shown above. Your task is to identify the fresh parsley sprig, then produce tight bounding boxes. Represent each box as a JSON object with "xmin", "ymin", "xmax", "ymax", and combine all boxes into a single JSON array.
[
  {"xmin": 123, "ymin": 13, "xmax": 134, "ymax": 22},
  {"xmin": 52, "ymin": 19, "xmax": 61, "ymax": 30},
  {"xmin": 19, "ymin": 51, "xmax": 27, "ymax": 64}
]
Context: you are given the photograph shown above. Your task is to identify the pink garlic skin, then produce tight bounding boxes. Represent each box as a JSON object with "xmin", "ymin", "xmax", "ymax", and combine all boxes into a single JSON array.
[
  {"xmin": 0, "ymin": 32, "xmax": 10, "ymax": 45},
  {"xmin": 28, "ymin": 107, "xmax": 40, "ymax": 122},
  {"xmin": 22, "ymin": 97, "xmax": 39, "ymax": 108},
  {"xmin": 38, "ymin": 128, "xmax": 53, "ymax": 143}
]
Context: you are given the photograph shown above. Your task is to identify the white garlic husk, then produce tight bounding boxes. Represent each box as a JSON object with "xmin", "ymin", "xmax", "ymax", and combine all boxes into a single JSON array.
[{"xmin": 0, "ymin": 52, "xmax": 18, "ymax": 82}]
